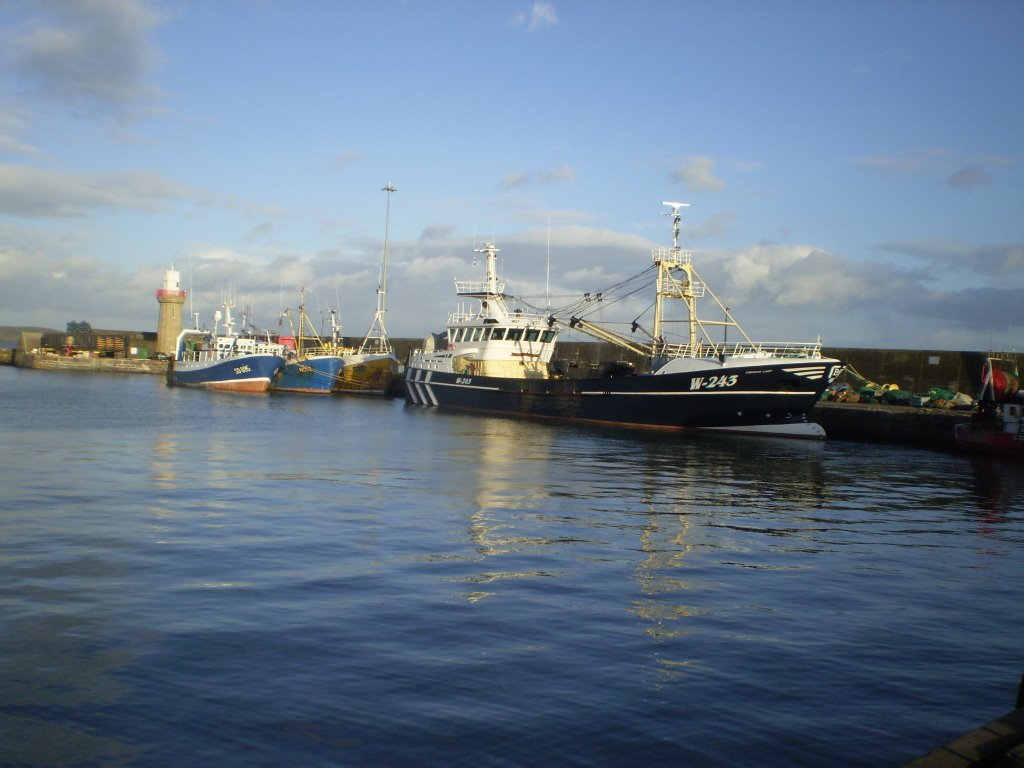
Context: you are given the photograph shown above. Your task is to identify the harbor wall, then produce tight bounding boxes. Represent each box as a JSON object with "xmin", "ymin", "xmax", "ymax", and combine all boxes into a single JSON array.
[
  {"xmin": 823, "ymin": 347, "xmax": 990, "ymax": 395},
  {"xmin": 811, "ymin": 401, "xmax": 969, "ymax": 451},
  {"xmin": 15, "ymin": 352, "xmax": 168, "ymax": 375}
]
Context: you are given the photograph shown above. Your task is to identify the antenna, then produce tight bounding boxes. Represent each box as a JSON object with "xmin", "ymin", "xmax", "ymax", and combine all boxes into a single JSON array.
[
  {"xmin": 546, "ymin": 217, "xmax": 551, "ymax": 311},
  {"xmin": 662, "ymin": 201, "xmax": 690, "ymax": 249}
]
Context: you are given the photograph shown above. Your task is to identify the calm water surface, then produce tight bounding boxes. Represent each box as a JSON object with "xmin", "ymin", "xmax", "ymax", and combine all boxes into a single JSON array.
[{"xmin": 1, "ymin": 366, "xmax": 1021, "ymax": 767}]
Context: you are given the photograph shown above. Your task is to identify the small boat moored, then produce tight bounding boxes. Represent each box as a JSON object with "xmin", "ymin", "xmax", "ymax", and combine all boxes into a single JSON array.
[{"xmin": 954, "ymin": 355, "xmax": 1023, "ymax": 460}]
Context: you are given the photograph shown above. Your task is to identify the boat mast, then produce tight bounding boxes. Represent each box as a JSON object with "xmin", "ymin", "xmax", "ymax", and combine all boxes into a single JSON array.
[
  {"xmin": 654, "ymin": 202, "xmax": 698, "ymax": 354},
  {"xmin": 359, "ymin": 183, "xmax": 396, "ymax": 355},
  {"xmin": 297, "ymin": 288, "xmax": 307, "ymax": 356},
  {"xmin": 475, "ymin": 242, "xmax": 501, "ymax": 297}
]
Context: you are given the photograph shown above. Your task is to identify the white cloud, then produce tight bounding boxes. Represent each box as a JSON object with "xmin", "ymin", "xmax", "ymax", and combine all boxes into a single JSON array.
[
  {"xmin": 0, "ymin": 106, "xmax": 42, "ymax": 156},
  {"xmin": 508, "ymin": 3, "xmax": 559, "ymax": 32},
  {"xmin": 670, "ymin": 156, "xmax": 726, "ymax": 193},
  {"xmin": 540, "ymin": 164, "xmax": 575, "ymax": 184},
  {"xmin": 329, "ymin": 151, "xmax": 363, "ymax": 172},
  {"xmin": 0, "ymin": 135, "xmax": 42, "ymax": 156},
  {"xmin": 854, "ymin": 147, "xmax": 948, "ymax": 174},
  {"xmin": 876, "ymin": 240, "xmax": 1024, "ymax": 281},
  {"xmin": 528, "ymin": 3, "xmax": 559, "ymax": 31},
  {"xmin": 5, "ymin": 0, "xmax": 165, "ymax": 123},
  {"xmin": 0, "ymin": 163, "xmax": 194, "ymax": 217},
  {"xmin": 402, "ymin": 253, "xmax": 468, "ymax": 283},
  {"xmin": 946, "ymin": 166, "xmax": 991, "ymax": 189},
  {"xmin": 500, "ymin": 172, "xmax": 530, "ymax": 190}
]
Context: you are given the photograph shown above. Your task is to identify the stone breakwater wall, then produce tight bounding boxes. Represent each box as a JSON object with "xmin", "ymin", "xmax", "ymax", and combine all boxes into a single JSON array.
[{"xmin": 14, "ymin": 352, "xmax": 168, "ymax": 376}]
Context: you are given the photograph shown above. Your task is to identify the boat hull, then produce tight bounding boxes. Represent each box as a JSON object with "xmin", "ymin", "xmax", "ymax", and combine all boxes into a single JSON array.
[
  {"xmin": 404, "ymin": 359, "xmax": 843, "ymax": 438},
  {"xmin": 168, "ymin": 354, "xmax": 285, "ymax": 393},
  {"xmin": 333, "ymin": 354, "xmax": 399, "ymax": 396},
  {"xmin": 954, "ymin": 422, "xmax": 1024, "ymax": 460},
  {"xmin": 271, "ymin": 356, "xmax": 344, "ymax": 395}
]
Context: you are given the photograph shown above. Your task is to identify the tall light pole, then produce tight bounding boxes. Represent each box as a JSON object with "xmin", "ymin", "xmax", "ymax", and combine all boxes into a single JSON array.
[{"xmin": 380, "ymin": 183, "xmax": 395, "ymax": 315}]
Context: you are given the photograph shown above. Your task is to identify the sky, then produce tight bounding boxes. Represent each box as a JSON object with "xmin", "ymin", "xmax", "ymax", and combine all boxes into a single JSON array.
[{"xmin": 0, "ymin": 0, "xmax": 1022, "ymax": 352}]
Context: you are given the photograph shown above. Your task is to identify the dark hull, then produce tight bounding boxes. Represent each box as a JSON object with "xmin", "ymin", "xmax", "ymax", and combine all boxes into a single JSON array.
[{"xmin": 405, "ymin": 360, "xmax": 842, "ymax": 437}]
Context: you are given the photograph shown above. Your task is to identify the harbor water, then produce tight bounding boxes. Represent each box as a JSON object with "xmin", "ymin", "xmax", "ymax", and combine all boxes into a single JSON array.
[{"xmin": 1, "ymin": 365, "xmax": 1021, "ymax": 767}]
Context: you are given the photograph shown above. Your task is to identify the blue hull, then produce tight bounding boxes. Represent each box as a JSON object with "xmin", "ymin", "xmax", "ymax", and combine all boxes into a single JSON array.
[
  {"xmin": 271, "ymin": 356, "xmax": 344, "ymax": 394},
  {"xmin": 168, "ymin": 353, "xmax": 285, "ymax": 392}
]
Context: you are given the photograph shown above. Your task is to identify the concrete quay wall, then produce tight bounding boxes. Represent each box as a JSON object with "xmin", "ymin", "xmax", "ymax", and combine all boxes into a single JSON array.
[
  {"xmin": 14, "ymin": 351, "xmax": 168, "ymax": 376},
  {"xmin": 811, "ymin": 401, "xmax": 969, "ymax": 451}
]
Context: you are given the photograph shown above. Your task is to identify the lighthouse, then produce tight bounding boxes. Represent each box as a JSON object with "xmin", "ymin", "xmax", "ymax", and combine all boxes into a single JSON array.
[{"xmin": 155, "ymin": 267, "xmax": 187, "ymax": 357}]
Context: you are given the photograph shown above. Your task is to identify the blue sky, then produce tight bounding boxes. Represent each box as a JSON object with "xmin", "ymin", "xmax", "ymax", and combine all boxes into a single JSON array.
[{"xmin": 1, "ymin": 0, "xmax": 1021, "ymax": 352}]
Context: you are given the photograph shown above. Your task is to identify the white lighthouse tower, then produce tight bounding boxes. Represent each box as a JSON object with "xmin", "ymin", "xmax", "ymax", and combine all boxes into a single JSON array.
[{"xmin": 155, "ymin": 267, "xmax": 187, "ymax": 358}]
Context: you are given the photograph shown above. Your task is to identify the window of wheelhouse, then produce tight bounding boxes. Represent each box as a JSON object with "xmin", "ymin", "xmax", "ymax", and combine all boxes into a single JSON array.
[
  {"xmin": 490, "ymin": 328, "xmax": 507, "ymax": 341},
  {"xmin": 540, "ymin": 330, "xmax": 556, "ymax": 343},
  {"xmin": 506, "ymin": 328, "xmax": 523, "ymax": 341},
  {"xmin": 524, "ymin": 328, "xmax": 540, "ymax": 342},
  {"xmin": 470, "ymin": 327, "xmax": 483, "ymax": 342}
]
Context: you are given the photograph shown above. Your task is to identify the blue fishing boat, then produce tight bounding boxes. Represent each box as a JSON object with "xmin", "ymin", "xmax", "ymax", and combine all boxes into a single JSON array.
[
  {"xmin": 271, "ymin": 292, "xmax": 347, "ymax": 395},
  {"xmin": 168, "ymin": 300, "xmax": 287, "ymax": 393}
]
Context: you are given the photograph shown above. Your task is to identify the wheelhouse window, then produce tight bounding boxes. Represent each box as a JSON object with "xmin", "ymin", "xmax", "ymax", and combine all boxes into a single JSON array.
[
  {"xmin": 540, "ymin": 330, "xmax": 556, "ymax": 343},
  {"xmin": 524, "ymin": 329, "xmax": 540, "ymax": 342},
  {"xmin": 471, "ymin": 327, "xmax": 483, "ymax": 342},
  {"xmin": 490, "ymin": 328, "xmax": 507, "ymax": 341},
  {"xmin": 506, "ymin": 328, "xmax": 523, "ymax": 341}
]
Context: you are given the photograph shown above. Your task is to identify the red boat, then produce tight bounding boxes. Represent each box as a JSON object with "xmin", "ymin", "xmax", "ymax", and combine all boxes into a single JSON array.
[{"xmin": 954, "ymin": 356, "xmax": 1023, "ymax": 460}]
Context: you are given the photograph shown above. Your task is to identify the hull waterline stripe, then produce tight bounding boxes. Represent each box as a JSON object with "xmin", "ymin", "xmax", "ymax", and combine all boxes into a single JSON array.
[
  {"xmin": 580, "ymin": 389, "xmax": 817, "ymax": 397},
  {"xmin": 415, "ymin": 403, "xmax": 826, "ymax": 438}
]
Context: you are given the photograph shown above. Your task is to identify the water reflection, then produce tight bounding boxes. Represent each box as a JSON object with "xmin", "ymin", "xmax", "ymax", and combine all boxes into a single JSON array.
[
  {"xmin": 453, "ymin": 416, "xmax": 562, "ymax": 601},
  {"xmin": 966, "ymin": 456, "xmax": 1023, "ymax": 528}
]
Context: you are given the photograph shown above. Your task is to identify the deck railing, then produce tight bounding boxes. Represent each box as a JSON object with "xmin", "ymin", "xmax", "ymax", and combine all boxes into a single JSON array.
[
  {"xmin": 658, "ymin": 340, "xmax": 824, "ymax": 359},
  {"xmin": 455, "ymin": 279, "xmax": 505, "ymax": 296}
]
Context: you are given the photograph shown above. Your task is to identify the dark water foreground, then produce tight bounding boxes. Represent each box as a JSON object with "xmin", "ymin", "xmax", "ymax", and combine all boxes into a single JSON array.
[{"xmin": 1, "ymin": 366, "xmax": 1021, "ymax": 767}]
